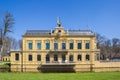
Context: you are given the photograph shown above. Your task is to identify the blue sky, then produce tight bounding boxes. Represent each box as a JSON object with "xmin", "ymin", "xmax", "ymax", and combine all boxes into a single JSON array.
[{"xmin": 0, "ymin": 0, "xmax": 120, "ymax": 40}]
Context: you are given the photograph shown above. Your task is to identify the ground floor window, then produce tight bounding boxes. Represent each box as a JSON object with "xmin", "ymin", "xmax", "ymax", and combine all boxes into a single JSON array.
[
  {"xmin": 28, "ymin": 54, "xmax": 32, "ymax": 61},
  {"xmin": 15, "ymin": 53, "xmax": 19, "ymax": 61},
  {"xmin": 46, "ymin": 54, "xmax": 50, "ymax": 62},
  {"xmin": 37, "ymin": 54, "xmax": 41, "ymax": 61},
  {"xmin": 54, "ymin": 54, "xmax": 58, "ymax": 61},
  {"xmin": 78, "ymin": 54, "xmax": 82, "ymax": 61},
  {"xmin": 86, "ymin": 54, "xmax": 90, "ymax": 61},
  {"xmin": 69, "ymin": 54, "xmax": 74, "ymax": 62},
  {"xmin": 62, "ymin": 54, "xmax": 66, "ymax": 62}
]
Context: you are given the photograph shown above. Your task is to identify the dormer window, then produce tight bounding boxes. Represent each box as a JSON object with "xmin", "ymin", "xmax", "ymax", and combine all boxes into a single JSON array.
[{"xmin": 58, "ymin": 30, "xmax": 61, "ymax": 33}]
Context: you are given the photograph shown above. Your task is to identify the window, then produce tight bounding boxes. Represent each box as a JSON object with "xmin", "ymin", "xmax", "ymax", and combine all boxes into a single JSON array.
[
  {"xmin": 78, "ymin": 54, "xmax": 82, "ymax": 61},
  {"xmin": 28, "ymin": 42, "xmax": 32, "ymax": 50},
  {"xmin": 86, "ymin": 54, "xmax": 90, "ymax": 61},
  {"xmin": 62, "ymin": 43, "xmax": 66, "ymax": 49},
  {"xmin": 46, "ymin": 42, "xmax": 50, "ymax": 50},
  {"xmin": 69, "ymin": 42, "xmax": 73, "ymax": 49},
  {"xmin": 37, "ymin": 54, "xmax": 41, "ymax": 61},
  {"xmin": 54, "ymin": 54, "xmax": 58, "ymax": 61},
  {"xmin": 46, "ymin": 54, "xmax": 50, "ymax": 62},
  {"xmin": 62, "ymin": 54, "xmax": 66, "ymax": 62},
  {"xmin": 78, "ymin": 43, "xmax": 82, "ymax": 49},
  {"xmin": 28, "ymin": 54, "xmax": 32, "ymax": 61},
  {"xmin": 85, "ymin": 42, "xmax": 90, "ymax": 49},
  {"xmin": 15, "ymin": 53, "xmax": 19, "ymax": 61},
  {"xmin": 37, "ymin": 42, "xmax": 41, "ymax": 50},
  {"xmin": 69, "ymin": 54, "xmax": 74, "ymax": 62},
  {"xmin": 54, "ymin": 43, "xmax": 58, "ymax": 50},
  {"xmin": 58, "ymin": 30, "xmax": 61, "ymax": 33}
]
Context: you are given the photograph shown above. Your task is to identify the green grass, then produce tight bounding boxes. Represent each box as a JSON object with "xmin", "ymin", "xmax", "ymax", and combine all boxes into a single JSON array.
[{"xmin": 0, "ymin": 72, "xmax": 120, "ymax": 80}]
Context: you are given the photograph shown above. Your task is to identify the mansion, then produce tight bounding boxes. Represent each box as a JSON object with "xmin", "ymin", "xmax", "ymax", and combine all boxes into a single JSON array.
[{"xmin": 10, "ymin": 19, "xmax": 120, "ymax": 72}]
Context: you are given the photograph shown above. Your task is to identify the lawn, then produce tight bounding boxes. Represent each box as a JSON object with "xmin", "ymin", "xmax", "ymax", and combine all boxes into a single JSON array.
[{"xmin": 0, "ymin": 72, "xmax": 120, "ymax": 80}]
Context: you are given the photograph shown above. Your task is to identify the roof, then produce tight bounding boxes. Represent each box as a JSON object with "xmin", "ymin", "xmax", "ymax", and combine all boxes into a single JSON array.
[
  {"xmin": 67, "ymin": 30, "xmax": 95, "ymax": 36},
  {"xmin": 24, "ymin": 30, "xmax": 51, "ymax": 36},
  {"xmin": 23, "ymin": 29, "xmax": 95, "ymax": 37}
]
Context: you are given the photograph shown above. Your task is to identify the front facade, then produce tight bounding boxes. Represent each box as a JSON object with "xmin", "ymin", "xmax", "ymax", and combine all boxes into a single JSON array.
[
  {"xmin": 11, "ymin": 20, "xmax": 100, "ymax": 72},
  {"xmin": 11, "ymin": 20, "xmax": 120, "ymax": 72}
]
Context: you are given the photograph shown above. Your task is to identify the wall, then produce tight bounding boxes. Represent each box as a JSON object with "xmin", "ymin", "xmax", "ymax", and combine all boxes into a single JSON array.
[{"xmin": 93, "ymin": 61, "xmax": 120, "ymax": 72}]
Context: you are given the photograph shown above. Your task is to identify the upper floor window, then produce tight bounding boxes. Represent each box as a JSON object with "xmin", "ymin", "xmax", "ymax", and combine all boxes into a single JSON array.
[
  {"xmin": 62, "ymin": 42, "xmax": 66, "ymax": 50},
  {"xmin": 37, "ymin": 54, "xmax": 41, "ymax": 61},
  {"xmin": 28, "ymin": 54, "xmax": 32, "ymax": 61},
  {"xmin": 58, "ymin": 30, "xmax": 61, "ymax": 33},
  {"xmin": 54, "ymin": 42, "xmax": 58, "ymax": 50},
  {"xmin": 78, "ymin": 43, "xmax": 82, "ymax": 49},
  {"xmin": 85, "ymin": 42, "xmax": 90, "ymax": 49},
  {"xmin": 78, "ymin": 54, "xmax": 82, "ymax": 61},
  {"xmin": 36, "ymin": 42, "xmax": 41, "ymax": 50},
  {"xmin": 46, "ymin": 42, "xmax": 50, "ymax": 50},
  {"xmin": 15, "ymin": 53, "xmax": 19, "ymax": 61},
  {"xmin": 86, "ymin": 54, "xmax": 90, "ymax": 61},
  {"xmin": 69, "ymin": 42, "xmax": 74, "ymax": 49},
  {"xmin": 28, "ymin": 41, "xmax": 32, "ymax": 50}
]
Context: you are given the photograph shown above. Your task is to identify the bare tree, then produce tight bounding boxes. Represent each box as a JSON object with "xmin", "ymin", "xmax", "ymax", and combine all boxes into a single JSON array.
[
  {"xmin": 96, "ymin": 33, "xmax": 120, "ymax": 60},
  {"xmin": 112, "ymin": 38, "xmax": 120, "ymax": 58},
  {"xmin": 96, "ymin": 33, "xmax": 107, "ymax": 60},
  {"xmin": 0, "ymin": 12, "xmax": 14, "ymax": 60},
  {"xmin": 10, "ymin": 37, "xmax": 18, "ymax": 50},
  {"xmin": 103, "ymin": 39, "xmax": 112, "ymax": 59}
]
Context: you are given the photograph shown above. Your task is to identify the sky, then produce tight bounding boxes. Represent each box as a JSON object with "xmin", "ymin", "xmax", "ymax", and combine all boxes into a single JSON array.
[{"xmin": 0, "ymin": 0, "xmax": 120, "ymax": 40}]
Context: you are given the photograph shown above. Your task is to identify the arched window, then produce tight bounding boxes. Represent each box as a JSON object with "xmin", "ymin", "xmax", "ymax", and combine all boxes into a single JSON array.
[
  {"xmin": 54, "ymin": 54, "xmax": 58, "ymax": 61},
  {"xmin": 62, "ymin": 54, "xmax": 66, "ymax": 62},
  {"xmin": 86, "ymin": 54, "xmax": 90, "ymax": 61},
  {"xmin": 37, "ymin": 54, "xmax": 41, "ymax": 61},
  {"xmin": 28, "ymin": 54, "xmax": 32, "ymax": 61},
  {"xmin": 69, "ymin": 54, "xmax": 74, "ymax": 62},
  {"xmin": 46, "ymin": 54, "xmax": 50, "ymax": 63},
  {"xmin": 78, "ymin": 54, "xmax": 82, "ymax": 61}
]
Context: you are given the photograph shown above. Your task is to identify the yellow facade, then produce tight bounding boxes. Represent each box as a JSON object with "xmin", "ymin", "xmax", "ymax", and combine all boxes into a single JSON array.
[
  {"xmin": 2, "ymin": 56, "xmax": 10, "ymax": 61},
  {"xmin": 10, "ymin": 21, "xmax": 120, "ymax": 72}
]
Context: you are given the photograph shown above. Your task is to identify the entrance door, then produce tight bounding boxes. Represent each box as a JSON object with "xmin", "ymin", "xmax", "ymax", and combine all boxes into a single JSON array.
[{"xmin": 62, "ymin": 54, "xmax": 66, "ymax": 62}]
